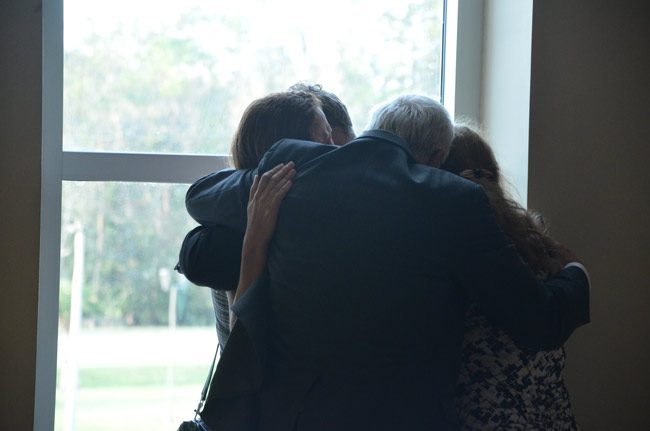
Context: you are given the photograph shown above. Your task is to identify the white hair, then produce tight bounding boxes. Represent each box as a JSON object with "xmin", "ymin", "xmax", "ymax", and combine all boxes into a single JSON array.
[{"xmin": 366, "ymin": 95, "xmax": 453, "ymax": 165}]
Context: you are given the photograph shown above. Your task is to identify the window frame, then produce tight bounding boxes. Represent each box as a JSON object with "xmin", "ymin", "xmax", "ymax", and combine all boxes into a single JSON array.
[{"xmin": 35, "ymin": 0, "xmax": 485, "ymax": 428}]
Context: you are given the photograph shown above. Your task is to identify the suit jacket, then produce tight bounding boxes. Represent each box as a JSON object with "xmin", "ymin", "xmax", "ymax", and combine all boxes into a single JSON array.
[
  {"xmin": 178, "ymin": 169, "xmax": 253, "ymax": 290},
  {"xmin": 187, "ymin": 130, "xmax": 590, "ymax": 431}
]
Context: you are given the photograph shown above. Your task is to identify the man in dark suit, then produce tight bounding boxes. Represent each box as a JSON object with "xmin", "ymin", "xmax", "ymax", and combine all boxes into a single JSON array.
[{"xmin": 181, "ymin": 95, "xmax": 590, "ymax": 430}]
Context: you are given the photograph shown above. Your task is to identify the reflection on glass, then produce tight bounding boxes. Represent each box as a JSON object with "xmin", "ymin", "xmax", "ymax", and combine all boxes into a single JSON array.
[
  {"xmin": 64, "ymin": 0, "xmax": 444, "ymax": 153},
  {"xmin": 55, "ymin": 182, "xmax": 216, "ymax": 431}
]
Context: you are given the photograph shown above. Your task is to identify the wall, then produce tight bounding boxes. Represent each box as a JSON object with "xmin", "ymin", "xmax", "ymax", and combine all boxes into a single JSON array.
[
  {"xmin": 0, "ymin": 0, "xmax": 42, "ymax": 429},
  {"xmin": 528, "ymin": 1, "xmax": 650, "ymax": 428}
]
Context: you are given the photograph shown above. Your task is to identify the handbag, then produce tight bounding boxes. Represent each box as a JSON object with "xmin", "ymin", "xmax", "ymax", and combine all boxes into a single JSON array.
[{"xmin": 176, "ymin": 344, "xmax": 220, "ymax": 431}]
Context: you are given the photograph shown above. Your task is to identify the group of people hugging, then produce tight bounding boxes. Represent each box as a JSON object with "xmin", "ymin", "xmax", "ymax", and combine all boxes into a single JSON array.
[{"xmin": 177, "ymin": 83, "xmax": 590, "ymax": 431}]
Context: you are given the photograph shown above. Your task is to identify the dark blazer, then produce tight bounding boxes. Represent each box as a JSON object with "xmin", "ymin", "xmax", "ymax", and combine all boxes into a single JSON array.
[
  {"xmin": 185, "ymin": 130, "xmax": 590, "ymax": 431},
  {"xmin": 178, "ymin": 169, "xmax": 253, "ymax": 290}
]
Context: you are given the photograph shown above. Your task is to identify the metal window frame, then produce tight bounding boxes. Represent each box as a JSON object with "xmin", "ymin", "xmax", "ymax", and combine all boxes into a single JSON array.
[{"xmin": 61, "ymin": 152, "xmax": 229, "ymax": 183}]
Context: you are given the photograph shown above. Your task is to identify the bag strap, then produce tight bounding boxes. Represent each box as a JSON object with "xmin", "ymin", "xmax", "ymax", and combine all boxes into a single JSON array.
[{"xmin": 194, "ymin": 343, "xmax": 220, "ymax": 419}]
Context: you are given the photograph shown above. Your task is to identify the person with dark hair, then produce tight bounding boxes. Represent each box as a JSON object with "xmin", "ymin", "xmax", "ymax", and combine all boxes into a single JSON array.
[
  {"xmin": 441, "ymin": 125, "xmax": 579, "ymax": 429},
  {"xmin": 287, "ymin": 82, "xmax": 356, "ymax": 146},
  {"xmin": 194, "ymin": 95, "xmax": 589, "ymax": 430},
  {"xmin": 178, "ymin": 90, "xmax": 332, "ymax": 351},
  {"xmin": 231, "ymin": 91, "xmax": 333, "ymax": 169}
]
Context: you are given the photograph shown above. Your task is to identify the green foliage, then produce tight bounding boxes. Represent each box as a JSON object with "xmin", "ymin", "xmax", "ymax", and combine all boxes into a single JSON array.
[
  {"xmin": 60, "ymin": 182, "xmax": 214, "ymax": 327},
  {"xmin": 64, "ymin": 27, "xmax": 234, "ymax": 154}
]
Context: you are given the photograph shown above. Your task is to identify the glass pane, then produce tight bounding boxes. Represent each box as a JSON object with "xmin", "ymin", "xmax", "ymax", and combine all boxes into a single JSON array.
[
  {"xmin": 64, "ymin": 0, "xmax": 444, "ymax": 153},
  {"xmin": 55, "ymin": 182, "xmax": 217, "ymax": 431}
]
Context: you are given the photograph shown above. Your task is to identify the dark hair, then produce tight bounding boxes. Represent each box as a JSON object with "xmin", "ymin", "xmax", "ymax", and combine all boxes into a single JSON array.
[
  {"xmin": 288, "ymin": 82, "xmax": 354, "ymax": 143},
  {"xmin": 231, "ymin": 91, "xmax": 321, "ymax": 169},
  {"xmin": 441, "ymin": 125, "xmax": 564, "ymax": 278}
]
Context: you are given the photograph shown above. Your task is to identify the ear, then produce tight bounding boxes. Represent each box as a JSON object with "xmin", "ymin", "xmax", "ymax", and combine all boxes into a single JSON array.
[{"xmin": 426, "ymin": 149, "xmax": 447, "ymax": 168}]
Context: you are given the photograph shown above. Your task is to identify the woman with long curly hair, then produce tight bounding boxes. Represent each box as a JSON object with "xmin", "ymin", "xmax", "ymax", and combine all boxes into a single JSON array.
[{"xmin": 441, "ymin": 125, "xmax": 579, "ymax": 430}]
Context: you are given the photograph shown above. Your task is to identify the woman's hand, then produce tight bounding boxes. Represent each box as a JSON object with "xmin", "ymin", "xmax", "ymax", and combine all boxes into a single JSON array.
[
  {"xmin": 231, "ymin": 162, "xmax": 296, "ymax": 316},
  {"xmin": 244, "ymin": 161, "xmax": 296, "ymax": 247}
]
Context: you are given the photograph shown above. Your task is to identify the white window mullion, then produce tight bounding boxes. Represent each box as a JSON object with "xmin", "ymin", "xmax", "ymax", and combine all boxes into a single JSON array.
[
  {"xmin": 443, "ymin": 0, "xmax": 484, "ymax": 122},
  {"xmin": 36, "ymin": 0, "xmax": 64, "ymax": 429},
  {"xmin": 61, "ymin": 152, "xmax": 230, "ymax": 184}
]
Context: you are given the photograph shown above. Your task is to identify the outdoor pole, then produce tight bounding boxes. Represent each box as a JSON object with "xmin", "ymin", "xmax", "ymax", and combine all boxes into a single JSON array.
[
  {"xmin": 159, "ymin": 267, "xmax": 176, "ymax": 422},
  {"xmin": 64, "ymin": 222, "xmax": 84, "ymax": 431}
]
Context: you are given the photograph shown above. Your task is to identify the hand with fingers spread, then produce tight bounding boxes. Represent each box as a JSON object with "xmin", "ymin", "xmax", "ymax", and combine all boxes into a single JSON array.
[{"xmin": 231, "ymin": 162, "xmax": 296, "ymax": 316}]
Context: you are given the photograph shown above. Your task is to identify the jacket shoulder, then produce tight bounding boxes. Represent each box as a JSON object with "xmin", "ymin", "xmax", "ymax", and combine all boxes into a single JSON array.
[
  {"xmin": 185, "ymin": 168, "xmax": 256, "ymax": 227},
  {"xmin": 186, "ymin": 168, "xmax": 254, "ymax": 200},
  {"xmin": 258, "ymin": 139, "xmax": 337, "ymax": 173},
  {"xmin": 411, "ymin": 164, "xmax": 485, "ymax": 206}
]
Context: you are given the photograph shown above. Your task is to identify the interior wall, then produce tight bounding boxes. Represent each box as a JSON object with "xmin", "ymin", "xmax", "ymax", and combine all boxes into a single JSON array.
[
  {"xmin": 0, "ymin": 0, "xmax": 43, "ymax": 429},
  {"xmin": 528, "ymin": 1, "xmax": 650, "ymax": 428}
]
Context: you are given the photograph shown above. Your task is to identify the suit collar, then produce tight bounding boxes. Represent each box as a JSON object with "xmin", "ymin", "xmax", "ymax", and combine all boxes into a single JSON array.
[{"xmin": 358, "ymin": 129, "xmax": 415, "ymax": 160}]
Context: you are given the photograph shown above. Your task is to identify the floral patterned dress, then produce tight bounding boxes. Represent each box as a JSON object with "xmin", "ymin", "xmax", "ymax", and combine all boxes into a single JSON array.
[{"xmin": 455, "ymin": 304, "xmax": 578, "ymax": 430}]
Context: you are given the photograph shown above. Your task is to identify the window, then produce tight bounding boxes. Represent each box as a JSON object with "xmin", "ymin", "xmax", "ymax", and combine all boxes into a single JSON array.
[
  {"xmin": 39, "ymin": 0, "xmax": 486, "ymax": 430},
  {"xmin": 63, "ymin": 0, "xmax": 445, "ymax": 155}
]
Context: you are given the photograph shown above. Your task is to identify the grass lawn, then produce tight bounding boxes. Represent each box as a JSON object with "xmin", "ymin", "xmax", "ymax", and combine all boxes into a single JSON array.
[
  {"xmin": 55, "ymin": 384, "xmax": 203, "ymax": 431},
  {"xmin": 55, "ymin": 327, "xmax": 217, "ymax": 431},
  {"xmin": 77, "ymin": 365, "xmax": 208, "ymax": 387}
]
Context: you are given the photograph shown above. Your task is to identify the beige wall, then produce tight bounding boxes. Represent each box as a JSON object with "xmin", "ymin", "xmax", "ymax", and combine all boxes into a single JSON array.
[
  {"xmin": 529, "ymin": 1, "xmax": 650, "ymax": 429},
  {"xmin": 0, "ymin": 1, "xmax": 42, "ymax": 429}
]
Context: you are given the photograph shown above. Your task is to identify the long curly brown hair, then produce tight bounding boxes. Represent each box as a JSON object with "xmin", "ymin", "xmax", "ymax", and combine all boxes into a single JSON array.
[{"xmin": 440, "ymin": 125, "xmax": 564, "ymax": 278}]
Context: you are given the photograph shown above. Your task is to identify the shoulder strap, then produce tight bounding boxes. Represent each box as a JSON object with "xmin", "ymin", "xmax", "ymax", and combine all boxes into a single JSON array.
[{"xmin": 195, "ymin": 343, "xmax": 220, "ymax": 419}]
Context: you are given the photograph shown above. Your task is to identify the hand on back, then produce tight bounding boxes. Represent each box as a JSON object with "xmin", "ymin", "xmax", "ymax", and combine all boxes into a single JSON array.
[{"xmin": 245, "ymin": 162, "xmax": 296, "ymax": 248}]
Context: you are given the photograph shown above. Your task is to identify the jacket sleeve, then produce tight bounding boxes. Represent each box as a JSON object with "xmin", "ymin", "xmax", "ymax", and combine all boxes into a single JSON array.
[
  {"xmin": 185, "ymin": 168, "xmax": 255, "ymax": 230},
  {"xmin": 455, "ymin": 185, "xmax": 590, "ymax": 351},
  {"xmin": 177, "ymin": 224, "xmax": 244, "ymax": 290}
]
